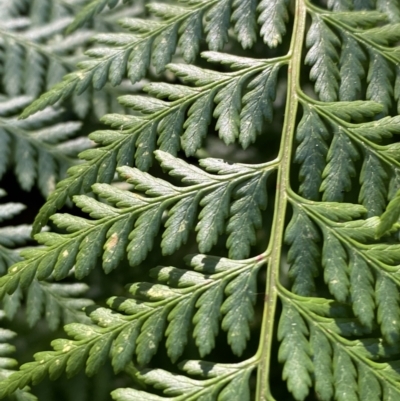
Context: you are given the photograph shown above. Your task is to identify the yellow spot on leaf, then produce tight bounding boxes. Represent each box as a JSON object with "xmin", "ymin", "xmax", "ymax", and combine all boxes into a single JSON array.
[
  {"xmin": 178, "ymin": 221, "xmax": 186, "ymax": 232},
  {"xmin": 106, "ymin": 233, "xmax": 118, "ymax": 251}
]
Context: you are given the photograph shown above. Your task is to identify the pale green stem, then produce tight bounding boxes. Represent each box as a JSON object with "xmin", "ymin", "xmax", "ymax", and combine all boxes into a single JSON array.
[{"xmin": 255, "ymin": 0, "xmax": 307, "ymax": 399}]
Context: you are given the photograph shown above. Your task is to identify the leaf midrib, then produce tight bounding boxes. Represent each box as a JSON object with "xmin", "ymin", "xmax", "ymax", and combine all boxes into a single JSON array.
[{"xmin": 256, "ymin": 0, "xmax": 307, "ymax": 399}]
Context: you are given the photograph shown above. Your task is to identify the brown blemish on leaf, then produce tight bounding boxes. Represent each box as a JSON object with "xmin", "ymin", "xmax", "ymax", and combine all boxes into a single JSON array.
[{"xmin": 106, "ymin": 233, "xmax": 118, "ymax": 251}]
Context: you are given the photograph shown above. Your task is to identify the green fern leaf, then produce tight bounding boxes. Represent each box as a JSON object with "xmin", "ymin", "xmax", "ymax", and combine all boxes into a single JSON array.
[
  {"xmin": 0, "ymin": 3, "xmax": 123, "ymax": 119},
  {"xmin": 0, "ymin": 255, "xmax": 262, "ymax": 394},
  {"xmin": 320, "ymin": 129, "xmax": 359, "ymax": 201},
  {"xmin": 349, "ymin": 252, "xmax": 375, "ymax": 329},
  {"xmin": 21, "ymin": 1, "xmax": 287, "ymax": 118},
  {"xmin": 333, "ymin": 346, "xmax": 358, "ymax": 401},
  {"xmin": 258, "ymin": 0, "xmax": 290, "ymax": 47},
  {"xmin": 0, "ymin": 311, "xmax": 38, "ymax": 400},
  {"xmin": 232, "ymin": 0, "xmax": 257, "ymax": 49},
  {"xmin": 112, "ymin": 388, "xmax": 167, "ymax": 401},
  {"xmin": 29, "ymin": 55, "xmax": 282, "ymax": 232},
  {"xmin": 239, "ymin": 65, "xmax": 279, "ymax": 148},
  {"xmin": 357, "ymin": 364, "xmax": 381, "ymax": 401},
  {"xmin": 310, "ymin": 326, "xmax": 333, "ymax": 401},
  {"xmin": 0, "ymin": 152, "xmax": 275, "ymax": 290},
  {"xmin": 67, "ymin": 0, "xmax": 130, "ymax": 33},
  {"xmin": 377, "ymin": 189, "xmax": 400, "ymax": 237},
  {"xmin": 305, "ymin": 15, "xmax": 340, "ymax": 102},
  {"xmin": 295, "ymin": 104, "xmax": 329, "ymax": 200},
  {"xmin": 0, "ymin": 191, "xmax": 92, "ymax": 329},
  {"xmin": 221, "ymin": 265, "xmax": 260, "ymax": 355},
  {"xmin": 3, "ymin": 0, "xmax": 400, "ymax": 400},
  {"xmin": 359, "ymin": 150, "xmax": 387, "ymax": 217},
  {"xmin": 165, "ymin": 297, "xmax": 196, "ymax": 363},
  {"xmin": 0, "ymin": 98, "xmax": 86, "ymax": 197},
  {"xmin": 285, "ymin": 205, "xmax": 320, "ymax": 296},
  {"xmin": 278, "ymin": 302, "xmax": 313, "ymax": 400},
  {"xmin": 367, "ymin": 52, "xmax": 394, "ymax": 115},
  {"xmin": 193, "ymin": 284, "xmax": 224, "ymax": 357},
  {"xmin": 162, "ymin": 195, "xmax": 198, "ymax": 255}
]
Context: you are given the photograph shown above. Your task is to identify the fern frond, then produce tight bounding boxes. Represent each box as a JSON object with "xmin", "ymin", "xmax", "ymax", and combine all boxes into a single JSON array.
[
  {"xmin": 21, "ymin": 0, "xmax": 291, "ymax": 117},
  {"xmin": 30, "ymin": 54, "xmax": 282, "ymax": 232},
  {"xmin": 25, "ymin": 280, "xmax": 93, "ymax": 331},
  {"xmin": 112, "ymin": 361, "xmax": 254, "ymax": 401},
  {"xmin": 305, "ymin": 14, "xmax": 340, "ymax": 102},
  {"xmin": 0, "ymin": 16, "xmax": 77, "ymax": 98},
  {"xmin": 28, "ymin": 4, "xmax": 400, "ymax": 231},
  {"xmin": 66, "ymin": 0, "xmax": 135, "ymax": 33},
  {"xmin": 286, "ymin": 193, "xmax": 400, "ymax": 344},
  {"xmin": 0, "ymin": 189, "xmax": 93, "ymax": 330},
  {"xmin": 295, "ymin": 98, "xmax": 400, "ymax": 214},
  {"xmin": 0, "ymin": 254, "xmax": 262, "ymax": 396},
  {"xmin": 0, "ymin": 310, "xmax": 38, "ymax": 401},
  {"xmin": 305, "ymin": 6, "xmax": 400, "ymax": 110},
  {"xmin": 0, "ymin": 152, "xmax": 273, "ymax": 292},
  {"xmin": 377, "ymin": 189, "xmax": 400, "ymax": 237},
  {"xmin": 0, "ymin": 0, "xmax": 131, "ymax": 119},
  {"xmin": 277, "ymin": 290, "xmax": 400, "ymax": 401},
  {"xmin": 3, "ymin": 0, "xmax": 400, "ymax": 400},
  {"xmin": 0, "ymin": 190, "xmax": 29, "ymax": 274},
  {"xmin": 0, "ymin": 97, "xmax": 87, "ymax": 197}
]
